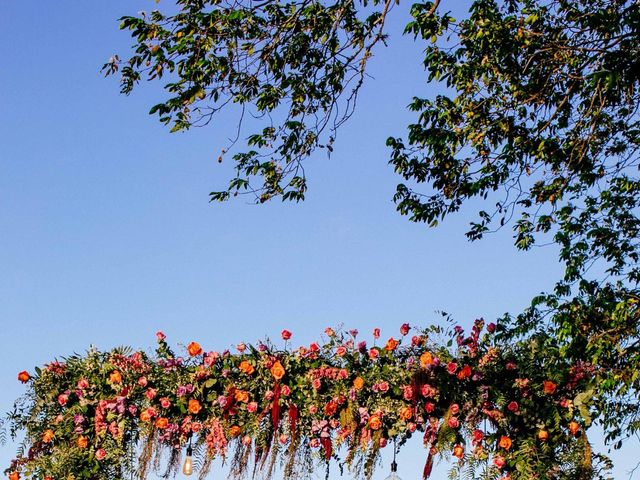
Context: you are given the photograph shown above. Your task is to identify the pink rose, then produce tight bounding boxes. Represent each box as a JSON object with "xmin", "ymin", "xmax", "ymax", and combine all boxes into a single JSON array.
[
  {"xmin": 95, "ymin": 449, "xmax": 107, "ymax": 461},
  {"xmin": 312, "ymin": 378, "xmax": 322, "ymax": 390},
  {"xmin": 145, "ymin": 388, "xmax": 157, "ymax": 400},
  {"xmin": 281, "ymin": 385, "xmax": 291, "ymax": 396},
  {"xmin": 450, "ymin": 403, "xmax": 460, "ymax": 415},
  {"xmin": 58, "ymin": 393, "xmax": 69, "ymax": 406},
  {"xmin": 325, "ymin": 327, "xmax": 336, "ymax": 337},
  {"xmin": 156, "ymin": 331, "xmax": 166, "ymax": 341},
  {"xmin": 369, "ymin": 348, "xmax": 379, "ymax": 360},
  {"xmin": 336, "ymin": 346, "xmax": 347, "ymax": 357},
  {"xmin": 160, "ymin": 397, "xmax": 171, "ymax": 408},
  {"xmin": 281, "ymin": 329, "xmax": 292, "ymax": 340},
  {"xmin": 309, "ymin": 405, "xmax": 318, "ymax": 414},
  {"xmin": 247, "ymin": 402, "xmax": 258, "ymax": 413},
  {"xmin": 379, "ymin": 381, "xmax": 389, "ymax": 393},
  {"xmin": 77, "ymin": 378, "xmax": 89, "ymax": 390},
  {"xmin": 448, "ymin": 417, "xmax": 460, "ymax": 429},
  {"xmin": 138, "ymin": 377, "xmax": 148, "ymax": 387},
  {"xmin": 447, "ymin": 362, "xmax": 458, "ymax": 375}
]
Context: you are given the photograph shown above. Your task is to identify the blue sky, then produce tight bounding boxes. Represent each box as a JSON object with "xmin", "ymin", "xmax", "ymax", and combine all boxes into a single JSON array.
[{"xmin": 0, "ymin": 1, "xmax": 637, "ymax": 479}]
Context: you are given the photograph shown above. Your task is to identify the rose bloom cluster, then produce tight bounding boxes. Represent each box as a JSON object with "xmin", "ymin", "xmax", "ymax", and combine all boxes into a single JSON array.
[{"xmin": 6, "ymin": 321, "xmax": 594, "ymax": 480}]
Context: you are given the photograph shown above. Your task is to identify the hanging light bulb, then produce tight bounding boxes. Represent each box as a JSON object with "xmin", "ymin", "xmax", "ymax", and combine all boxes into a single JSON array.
[
  {"xmin": 384, "ymin": 440, "xmax": 402, "ymax": 480},
  {"xmin": 182, "ymin": 444, "xmax": 193, "ymax": 476}
]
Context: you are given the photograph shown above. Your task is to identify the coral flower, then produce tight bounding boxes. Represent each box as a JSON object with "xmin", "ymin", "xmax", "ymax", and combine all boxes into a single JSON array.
[
  {"xmin": 368, "ymin": 348, "xmax": 379, "ymax": 360},
  {"xmin": 568, "ymin": 421, "xmax": 580, "ymax": 436},
  {"xmin": 385, "ymin": 337, "xmax": 399, "ymax": 351},
  {"xmin": 271, "ymin": 361, "xmax": 285, "ymax": 380},
  {"xmin": 109, "ymin": 371, "xmax": 122, "ymax": 384},
  {"xmin": 543, "ymin": 380, "xmax": 557, "ymax": 395},
  {"xmin": 234, "ymin": 390, "xmax": 249, "ymax": 403},
  {"xmin": 42, "ymin": 429, "xmax": 55, "ymax": 443},
  {"xmin": 281, "ymin": 329, "xmax": 292, "ymax": 340},
  {"xmin": 239, "ymin": 361, "xmax": 254, "ymax": 375},
  {"xmin": 399, "ymin": 406, "xmax": 413, "ymax": 421},
  {"xmin": 229, "ymin": 425, "xmax": 242, "ymax": 437},
  {"xmin": 452, "ymin": 444, "xmax": 464, "ymax": 459},
  {"xmin": 498, "ymin": 436, "xmax": 512, "ymax": 450},
  {"xmin": 9, "ymin": 472, "xmax": 19, "ymax": 480},
  {"xmin": 155, "ymin": 417, "xmax": 169, "ymax": 429},
  {"xmin": 187, "ymin": 342, "xmax": 203, "ymax": 356},
  {"xmin": 420, "ymin": 351, "xmax": 433, "ymax": 368},
  {"xmin": 324, "ymin": 327, "xmax": 335, "ymax": 337},
  {"xmin": 353, "ymin": 377, "xmax": 365, "ymax": 390},
  {"xmin": 188, "ymin": 399, "xmax": 202, "ymax": 414},
  {"xmin": 156, "ymin": 331, "xmax": 166, "ymax": 341},
  {"xmin": 95, "ymin": 448, "xmax": 107, "ymax": 461},
  {"xmin": 368, "ymin": 416, "xmax": 382, "ymax": 430},
  {"xmin": 17, "ymin": 371, "xmax": 30, "ymax": 383},
  {"xmin": 76, "ymin": 436, "xmax": 89, "ymax": 449}
]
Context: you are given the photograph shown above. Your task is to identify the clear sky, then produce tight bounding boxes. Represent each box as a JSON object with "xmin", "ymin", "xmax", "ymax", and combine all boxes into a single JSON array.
[{"xmin": 0, "ymin": 2, "xmax": 637, "ymax": 479}]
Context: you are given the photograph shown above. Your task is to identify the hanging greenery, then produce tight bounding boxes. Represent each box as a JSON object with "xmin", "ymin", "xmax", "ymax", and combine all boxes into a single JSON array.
[{"xmin": 3, "ymin": 321, "xmax": 606, "ymax": 480}]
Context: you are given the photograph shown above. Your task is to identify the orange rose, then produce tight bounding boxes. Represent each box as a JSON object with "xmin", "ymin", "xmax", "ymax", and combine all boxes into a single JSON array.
[
  {"xmin": 188, "ymin": 399, "xmax": 202, "ymax": 414},
  {"xmin": 17, "ymin": 371, "xmax": 30, "ymax": 383},
  {"xmin": 452, "ymin": 444, "xmax": 464, "ymax": 459},
  {"xmin": 368, "ymin": 416, "xmax": 382, "ymax": 430},
  {"xmin": 543, "ymin": 381, "xmax": 557, "ymax": 395},
  {"xmin": 399, "ymin": 406, "xmax": 413, "ymax": 421},
  {"xmin": 140, "ymin": 408, "xmax": 156, "ymax": 422},
  {"xmin": 353, "ymin": 377, "xmax": 365, "ymax": 390},
  {"xmin": 155, "ymin": 417, "xmax": 169, "ymax": 429},
  {"xmin": 42, "ymin": 429, "xmax": 55, "ymax": 443},
  {"xmin": 457, "ymin": 365, "xmax": 472, "ymax": 380},
  {"xmin": 109, "ymin": 371, "xmax": 122, "ymax": 384},
  {"xmin": 76, "ymin": 436, "xmax": 89, "ymax": 449},
  {"xmin": 538, "ymin": 430, "xmax": 549, "ymax": 442},
  {"xmin": 234, "ymin": 390, "xmax": 250, "ymax": 403},
  {"xmin": 239, "ymin": 361, "xmax": 255, "ymax": 375},
  {"xmin": 229, "ymin": 425, "xmax": 242, "ymax": 437},
  {"xmin": 419, "ymin": 351, "xmax": 433, "ymax": 368},
  {"xmin": 568, "ymin": 421, "xmax": 580, "ymax": 436},
  {"xmin": 271, "ymin": 361, "xmax": 285, "ymax": 380},
  {"xmin": 498, "ymin": 435, "xmax": 512, "ymax": 450},
  {"xmin": 187, "ymin": 342, "xmax": 203, "ymax": 356},
  {"xmin": 9, "ymin": 472, "xmax": 19, "ymax": 480},
  {"xmin": 385, "ymin": 337, "xmax": 399, "ymax": 351}
]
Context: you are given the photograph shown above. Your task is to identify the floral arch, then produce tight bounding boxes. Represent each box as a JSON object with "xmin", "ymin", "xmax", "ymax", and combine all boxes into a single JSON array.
[{"xmin": 3, "ymin": 321, "xmax": 599, "ymax": 480}]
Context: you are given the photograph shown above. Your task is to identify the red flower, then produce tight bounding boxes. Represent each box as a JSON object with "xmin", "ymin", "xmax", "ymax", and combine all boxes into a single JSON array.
[
  {"xmin": 457, "ymin": 365, "xmax": 472, "ymax": 380},
  {"xmin": 494, "ymin": 456, "xmax": 506, "ymax": 469},
  {"xmin": 472, "ymin": 429, "xmax": 484, "ymax": 443},
  {"xmin": 400, "ymin": 323, "xmax": 410, "ymax": 336},
  {"xmin": 507, "ymin": 401, "xmax": 519, "ymax": 413},
  {"xmin": 369, "ymin": 348, "xmax": 379, "ymax": 360},
  {"xmin": 156, "ymin": 331, "xmax": 166, "ymax": 341},
  {"xmin": 543, "ymin": 381, "xmax": 557, "ymax": 395},
  {"xmin": 373, "ymin": 328, "xmax": 380, "ymax": 339},
  {"xmin": 449, "ymin": 403, "xmax": 460, "ymax": 415},
  {"xmin": 17, "ymin": 371, "xmax": 30, "ymax": 383},
  {"xmin": 447, "ymin": 362, "xmax": 458, "ymax": 375},
  {"xmin": 448, "ymin": 417, "xmax": 460, "ymax": 428},
  {"xmin": 95, "ymin": 448, "xmax": 107, "ymax": 461},
  {"xmin": 281, "ymin": 329, "xmax": 292, "ymax": 340}
]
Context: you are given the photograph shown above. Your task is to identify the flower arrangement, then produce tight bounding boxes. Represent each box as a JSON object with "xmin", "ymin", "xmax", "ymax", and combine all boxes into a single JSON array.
[{"xmin": 3, "ymin": 321, "xmax": 599, "ymax": 480}]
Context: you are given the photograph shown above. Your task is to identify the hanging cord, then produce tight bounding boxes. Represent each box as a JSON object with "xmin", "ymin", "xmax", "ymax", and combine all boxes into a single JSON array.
[{"xmin": 391, "ymin": 438, "xmax": 398, "ymax": 473}]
